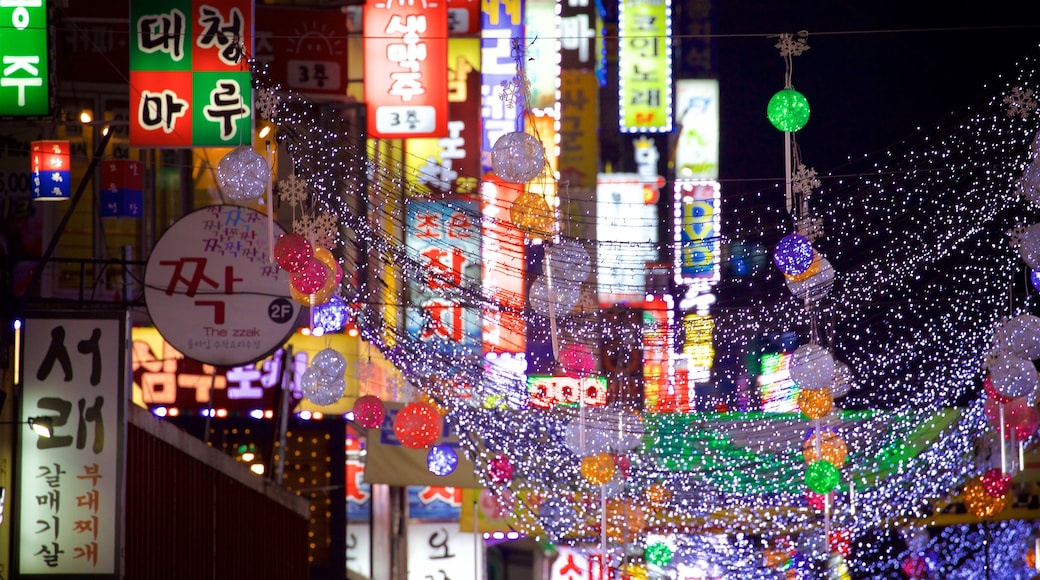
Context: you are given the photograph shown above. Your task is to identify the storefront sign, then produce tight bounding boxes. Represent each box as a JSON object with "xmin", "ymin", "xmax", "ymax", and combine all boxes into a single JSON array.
[
  {"xmin": 527, "ymin": 375, "xmax": 608, "ymax": 409},
  {"xmin": 18, "ymin": 312, "xmax": 127, "ymax": 575},
  {"xmin": 129, "ymin": 0, "xmax": 254, "ymax": 147},
  {"xmin": 30, "ymin": 140, "xmax": 70, "ymax": 201},
  {"xmin": 618, "ymin": 0, "xmax": 671, "ymax": 132},
  {"xmin": 0, "ymin": 0, "xmax": 50, "ymax": 117},
  {"xmin": 99, "ymin": 159, "xmax": 143, "ymax": 218},
  {"xmin": 255, "ymin": 5, "xmax": 348, "ymax": 99},
  {"xmin": 143, "ymin": 205, "xmax": 300, "ymax": 367}
]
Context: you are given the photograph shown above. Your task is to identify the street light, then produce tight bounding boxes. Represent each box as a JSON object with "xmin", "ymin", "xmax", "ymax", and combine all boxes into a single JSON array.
[{"xmin": 0, "ymin": 416, "xmax": 55, "ymax": 438}]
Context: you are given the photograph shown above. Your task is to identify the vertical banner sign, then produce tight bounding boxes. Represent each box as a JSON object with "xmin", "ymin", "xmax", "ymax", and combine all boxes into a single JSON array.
[
  {"xmin": 481, "ymin": 178, "xmax": 526, "ymax": 354},
  {"xmin": 674, "ymin": 79, "xmax": 719, "ymax": 180},
  {"xmin": 524, "ymin": 0, "xmax": 557, "ymax": 112},
  {"xmin": 676, "ymin": 179, "xmax": 719, "ymax": 283},
  {"xmin": 30, "ymin": 140, "xmax": 70, "ymax": 201},
  {"xmin": 254, "ymin": 5, "xmax": 348, "ymax": 100},
  {"xmin": 558, "ymin": 70, "xmax": 600, "ymax": 189},
  {"xmin": 480, "ymin": 0, "xmax": 523, "ymax": 173},
  {"xmin": 405, "ymin": 200, "xmax": 482, "ymax": 356},
  {"xmin": 100, "ymin": 159, "xmax": 144, "ymax": 218},
  {"xmin": 406, "ymin": 521, "xmax": 479, "ymax": 580},
  {"xmin": 447, "ymin": 0, "xmax": 480, "ymax": 35},
  {"xmin": 406, "ymin": 37, "xmax": 482, "ymax": 197},
  {"xmin": 129, "ymin": 0, "xmax": 254, "ymax": 147},
  {"xmin": 364, "ymin": 0, "xmax": 448, "ymax": 139},
  {"xmin": 618, "ymin": 0, "xmax": 671, "ymax": 133},
  {"xmin": 643, "ymin": 296, "xmax": 680, "ymax": 412},
  {"xmin": 143, "ymin": 205, "xmax": 301, "ymax": 367},
  {"xmin": 558, "ymin": 0, "xmax": 597, "ymax": 71},
  {"xmin": 0, "ymin": 0, "xmax": 49, "ymax": 117},
  {"xmin": 18, "ymin": 312, "xmax": 127, "ymax": 575},
  {"xmin": 595, "ymin": 174, "xmax": 658, "ymax": 306}
]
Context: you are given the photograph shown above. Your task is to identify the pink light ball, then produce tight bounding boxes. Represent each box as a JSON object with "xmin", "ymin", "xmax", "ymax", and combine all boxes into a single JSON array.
[
  {"xmin": 353, "ymin": 395, "xmax": 386, "ymax": 429},
  {"xmin": 487, "ymin": 454, "xmax": 514, "ymax": 486},
  {"xmin": 274, "ymin": 233, "xmax": 312, "ymax": 273},
  {"xmin": 290, "ymin": 256, "xmax": 329, "ymax": 295}
]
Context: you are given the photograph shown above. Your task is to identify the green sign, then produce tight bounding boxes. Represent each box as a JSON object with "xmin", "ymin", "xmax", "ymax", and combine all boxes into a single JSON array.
[{"xmin": 0, "ymin": 0, "xmax": 50, "ymax": 117}]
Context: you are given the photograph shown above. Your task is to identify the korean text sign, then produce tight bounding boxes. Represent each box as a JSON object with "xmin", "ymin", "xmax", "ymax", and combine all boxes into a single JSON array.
[
  {"xmin": 129, "ymin": 0, "xmax": 253, "ymax": 147},
  {"xmin": 618, "ymin": 0, "xmax": 672, "ymax": 133},
  {"xmin": 18, "ymin": 313, "xmax": 128, "ymax": 575},
  {"xmin": 364, "ymin": 0, "xmax": 448, "ymax": 138},
  {"xmin": 0, "ymin": 0, "xmax": 49, "ymax": 117}
]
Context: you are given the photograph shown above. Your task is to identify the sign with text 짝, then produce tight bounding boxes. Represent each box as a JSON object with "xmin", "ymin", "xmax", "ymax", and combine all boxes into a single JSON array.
[
  {"xmin": 129, "ymin": 0, "xmax": 254, "ymax": 147},
  {"xmin": 143, "ymin": 205, "xmax": 300, "ymax": 367},
  {"xmin": 0, "ymin": 0, "xmax": 50, "ymax": 117},
  {"xmin": 18, "ymin": 312, "xmax": 128, "ymax": 576},
  {"xmin": 364, "ymin": 0, "xmax": 448, "ymax": 138}
]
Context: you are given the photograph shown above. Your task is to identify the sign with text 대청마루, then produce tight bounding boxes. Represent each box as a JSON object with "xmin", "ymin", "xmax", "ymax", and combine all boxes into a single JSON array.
[
  {"xmin": 129, "ymin": 0, "xmax": 253, "ymax": 147},
  {"xmin": 0, "ymin": 0, "xmax": 50, "ymax": 117},
  {"xmin": 143, "ymin": 205, "xmax": 301, "ymax": 367},
  {"xmin": 18, "ymin": 311, "xmax": 128, "ymax": 576}
]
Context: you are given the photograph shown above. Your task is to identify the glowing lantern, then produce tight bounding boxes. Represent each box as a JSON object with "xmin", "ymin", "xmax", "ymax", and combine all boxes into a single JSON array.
[
  {"xmin": 352, "ymin": 395, "xmax": 385, "ymax": 429},
  {"xmin": 785, "ymin": 252, "xmax": 821, "ymax": 282},
  {"xmin": 290, "ymin": 256, "xmax": 329, "ymax": 295},
  {"xmin": 963, "ymin": 476, "xmax": 1008, "ymax": 519},
  {"xmin": 492, "ymin": 131, "xmax": 546, "ymax": 183},
  {"xmin": 274, "ymin": 233, "xmax": 312, "ymax": 272},
  {"xmin": 646, "ymin": 482, "xmax": 672, "ymax": 507},
  {"xmin": 829, "ymin": 529, "xmax": 851, "ymax": 557},
  {"xmin": 509, "ymin": 190, "xmax": 554, "ymax": 238},
  {"xmin": 31, "ymin": 140, "xmax": 71, "ymax": 201},
  {"xmin": 987, "ymin": 353, "xmax": 1039, "ymax": 400},
  {"xmin": 645, "ymin": 542, "xmax": 673, "ymax": 567},
  {"xmin": 981, "ymin": 467, "xmax": 1012, "ymax": 498},
  {"xmin": 805, "ymin": 460, "xmax": 840, "ymax": 494},
  {"xmin": 1017, "ymin": 222, "xmax": 1040, "ymax": 269},
  {"xmin": 773, "ymin": 233, "xmax": 814, "ymax": 275},
  {"xmin": 767, "ymin": 87, "xmax": 810, "ymax": 132},
  {"xmin": 580, "ymin": 452, "xmax": 616, "ymax": 485},
  {"xmin": 393, "ymin": 402, "xmax": 442, "ymax": 449},
  {"xmin": 559, "ymin": 342, "xmax": 598, "ymax": 377},
  {"xmin": 217, "ymin": 146, "xmax": 271, "ymax": 201},
  {"xmin": 789, "ymin": 344, "xmax": 836, "ymax": 391},
  {"xmin": 797, "ymin": 388, "xmax": 833, "ymax": 420},
  {"xmin": 605, "ymin": 499, "xmax": 645, "ymax": 542},
  {"xmin": 487, "ymin": 453, "xmax": 514, "ymax": 485},
  {"xmin": 426, "ymin": 444, "xmax": 459, "ymax": 476},
  {"xmin": 803, "ymin": 430, "xmax": 847, "ymax": 467},
  {"xmin": 537, "ymin": 496, "xmax": 578, "ymax": 538},
  {"xmin": 300, "ymin": 365, "xmax": 345, "ymax": 406},
  {"xmin": 313, "ymin": 295, "xmax": 349, "ymax": 333}
]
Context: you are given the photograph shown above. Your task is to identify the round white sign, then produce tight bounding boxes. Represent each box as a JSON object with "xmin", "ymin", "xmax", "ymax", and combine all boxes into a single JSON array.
[{"xmin": 145, "ymin": 205, "xmax": 300, "ymax": 366}]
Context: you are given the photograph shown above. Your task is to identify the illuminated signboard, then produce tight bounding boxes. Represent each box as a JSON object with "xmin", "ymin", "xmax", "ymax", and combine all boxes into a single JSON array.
[
  {"xmin": 406, "ymin": 37, "xmax": 482, "ymax": 196},
  {"xmin": 405, "ymin": 199, "xmax": 482, "ymax": 356},
  {"xmin": 364, "ymin": 0, "xmax": 448, "ymax": 138},
  {"xmin": 674, "ymin": 79, "xmax": 719, "ymax": 180},
  {"xmin": 675, "ymin": 179, "xmax": 720, "ymax": 285},
  {"xmin": 527, "ymin": 375, "xmax": 609, "ymax": 409},
  {"xmin": 30, "ymin": 140, "xmax": 70, "ymax": 201},
  {"xmin": 0, "ymin": 0, "xmax": 49, "ymax": 117},
  {"xmin": 19, "ymin": 313, "xmax": 127, "ymax": 575},
  {"xmin": 129, "ymin": 0, "xmax": 254, "ymax": 147},
  {"xmin": 480, "ymin": 0, "xmax": 523, "ymax": 173},
  {"xmin": 596, "ymin": 174, "xmax": 658, "ymax": 305},
  {"xmin": 254, "ymin": 5, "xmax": 348, "ymax": 99},
  {"xmin": 618, "ymin": 0, "xmax": 671, "ymax": 132},
  {"xmin": 757, "ymin": 350, "xmax": 800, "ymax": 414},
  {"xmin": 682, "ymin": 312, "xmax": 714, "ymax": 384},
  {"xmin": 481, "ymin": 178, "xmax": 526, "ymax": 354},
  {"xmin": 525, "ymin": 0, "xmax": 558, "ymax": 112}
]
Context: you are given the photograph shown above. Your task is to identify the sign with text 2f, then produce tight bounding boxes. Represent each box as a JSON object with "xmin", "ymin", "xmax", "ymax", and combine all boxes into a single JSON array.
[
  {"xmin": 405, "ymin": 199, "xmax": 481, "ymax": 356},
  {"xmin": 618, "ymin": 0, "xmax": 671, "ymax": 133},
  {"xmin": 129, "ymin": 0, "xmax": 253, "ymax": 147},
  {"xmin": 364, "ymin": 0, "xmax": 448, "ymax": 139},
  {"xmin": 18, "ymin": 312, "xmax": 128, "ymax": 575},
  {"xmin": 0, "ymin": 0, "xmax": 50, "ymax": 117}
]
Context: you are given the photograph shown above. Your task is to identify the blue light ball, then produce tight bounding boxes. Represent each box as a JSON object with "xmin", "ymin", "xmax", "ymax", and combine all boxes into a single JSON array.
[
  {"xmin": 773, "ymin": 233, "xmax": 815, "ymax": 275},
  {"xmin": 1031, "ymin": 269, "xmax": 1040, "ymax": 293},
  {"xmin": 426, "ymin": 444, "xmax": 459, "ymax": 476},
  {"xmin": 313, "ymin": 295, "xmax": 349, "ymax": 333}
]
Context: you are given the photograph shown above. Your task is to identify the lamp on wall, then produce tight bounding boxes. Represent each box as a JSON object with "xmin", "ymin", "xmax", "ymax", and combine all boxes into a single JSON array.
[{"xmin": 0, "ymin": 416, "xmax": 54, "ymax": 438}]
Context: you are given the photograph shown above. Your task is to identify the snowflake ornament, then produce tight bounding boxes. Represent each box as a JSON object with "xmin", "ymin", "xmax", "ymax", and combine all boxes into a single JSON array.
[
  {"xmin": 255, "ymin": 87, "xmax": 281, "ymax": 121},
  {"xmin": 795, "ymin": 215, "xmax": 825, "ymax": 243},
  {"xmin": 1008, "ymin": 224, "xmax": 1028, "ymax": 249},
  {"xmin": 775, "ymin": 31, "xmax": 810, "ymax": 57},
  {"xmin": 277, "ymin": 174, "xmax": 308, "ymax": 207},
  {"xmin": 311, "ymin": 211, "xmax": 340, "ymax": 249},
  {"xmin": 791, "ymin": 163, "xmax": 821, "ymax": 195},
  {"xmin": 1004, "ymin": 87, "xmax": 1037, "ymax": 119},
  {"xmin": 292, "ymin": 214, "xmax": 314, "ymax": 240}
]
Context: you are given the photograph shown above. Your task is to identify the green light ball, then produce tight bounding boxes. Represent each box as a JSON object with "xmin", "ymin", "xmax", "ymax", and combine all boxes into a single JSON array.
[
  {"xmin": 645, "ymin": 542, "xmax": 674, "ymax": 567},
  {"xmin": 767, "ymin": 88, "xmax": 810, "ymax": 132},
  {"xmin": 805, "ymin": 460, "xmax": 840, "ymax": 494}
]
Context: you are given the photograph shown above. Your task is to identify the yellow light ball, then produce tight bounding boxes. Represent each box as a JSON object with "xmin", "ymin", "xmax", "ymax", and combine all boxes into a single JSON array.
[
  {"xmin": 963, "ymin": 476, "xmax": 1009, "ymax": 519},
  {"xmin": 509, "ymin": 190, "xmax": 554, "ymax": 238},
  {"xmin": 580, "ymin": 452, "xmax": 616, "ymax": 486},
  {"xmin": 798, "ymin": 388, "xmax": 833, "ymax": 419},
  {"xmin": 646, "ymin": 482, "xmax": 672, "ymax": 507},
  {"xmin": 803, "ymin": 431, "xmax": 848, "ymax": 467}
]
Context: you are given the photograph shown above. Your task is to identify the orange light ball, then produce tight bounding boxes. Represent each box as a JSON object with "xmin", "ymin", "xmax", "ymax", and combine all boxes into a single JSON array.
[
  {"xmin": 798, "ymin": 388, "xmax": 833, "ymax": 419},
  {"xmin": 580, "ymin": 452, "xmax": 616, "ymax": 486},
  {"xmin": 963, "ymin": 476, "xmax": 1009, "ymax": 519},
  {"xmin": 646, "ymin": 482, "xmax": 672, "ymax": 507},
  {"xmin": 803, "ymin": 431, "xmax": 848, "ymax": 467}
]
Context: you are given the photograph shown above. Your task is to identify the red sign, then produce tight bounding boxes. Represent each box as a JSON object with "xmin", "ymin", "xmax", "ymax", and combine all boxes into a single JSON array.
[
  {"xmin": 527, "ymin": 375, "xmax": 608, "ymax": 409},
  {"xmin": 364, "ymin": 0, "xmax": 449, "ymax": 138},
  {"xmin": 30, "ymin": 140, "xmax": 71, "ymax": 200},
  {"xmin": 255, "ymin": 5, "xmax": 348, "ymax": 98}
]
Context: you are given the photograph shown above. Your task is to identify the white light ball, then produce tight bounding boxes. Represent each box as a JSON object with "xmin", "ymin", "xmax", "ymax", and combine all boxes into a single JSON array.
[
  {"xmin": 563, "ymin": 415, "xmax": 613, "ymax": 457},
  {"xmin": 548, "ymin": 238, "xmax": 592, "ymax": 283},
  {"xmin": 529, "ymin": 276, "xmax": 581, "ymax": 318},
  {"xmin": 217, "ymin": 146, "xmax": 271, "ymax": 201},
  {"xmin": 993, "ymin": 314, "xmax": 1040, "ymax": 360},
  {"xmin": 830, "ymin": 362, "xmax": 853, "ymax": 399},
  {"xmin": 311, "ymin": 348, "xmax": 347, "ymax": 377},
  {"xmin": 1017, "ymin": 223, "xmax": 1040, "ymax": 270},
  {"xmin": 301, "ymin": 365, "xmax": 346, "ymax": 406},
  {"xmin": 1018, "ymin": 162, "xmax": 1040, "ymax": 206},
  {"xmin": 789, "ymin": 344, "xmax": 836, "ymax": 392},
  {"xmin": 786, "ymin": 257, "xmax": 835, "ymax": 302},
  {"xmin": 491, "ymin": 131, "xmax": 546, "ymax": 183},
  {"xmin": 987, "ymin": 353, "xmax": 1039, "ymax": 400}
]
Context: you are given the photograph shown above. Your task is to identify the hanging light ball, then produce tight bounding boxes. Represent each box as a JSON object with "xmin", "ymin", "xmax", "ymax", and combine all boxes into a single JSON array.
[
  {"xmin": 1031, "ymin": 269, "xmax": 1040, "ymax": 293},
  {"xmin": 393, "ymin": 402, "xmax": 443, "ymax": 449},
  {"xmin": 313, "ymin": 295, "xmax": 349, "ymax": 333},
  {"xmin": 803, "ymin": 430, "xmax": 848, "ymax": 467},
  {"xmin": 773, "ymin": 233, "xmax": 815, "ymax": 275},
  {"xmin": 981, "ymin": 467, "xmax": 1012, "ymax": 498},
  {"xmin": 789, "ymin": 344, "xmax": 836, "ymax": 391},
  {"xmin": 1017, "ymin": 223, "xmax": 1040, "ymax": 270},
  {"xmin": 785, "ymin": 252, "xmax": 821, "ymax": 283},
  {"xmin": 217, "ymin": 146, "xmax": 271, "ymax": 201},
  {"xmin": 645, "ymin": 482, "xmax": 672, "ymax": 507},
  {"xmin": 492, "ymin": 131, "xmax": 546, "ymax": 183},
  {"xmin": 798, "ymin": 388, "xmax": 834, "ymax": 419},
  {"xmin": 300, "ymin": 365, "xmax": 345, "ymax": 406},
  {"xmin": 1014, "ymin": 406, "xmax": 1040, "ymax": 439},
  {"xmin": 290, "ymin": 256, "xmax": 330, "ymax": 295},
  {"xmin": 963, "ymin": 476, "xmax": 1008, "ymax": 519},
  {"xmin": 830, "ymin": 362, "xmax": 854, "ymax": 399},
  {"xmin": 274, "ymin": 233, "xmax": 313, "ymax": 273},
  {"xmin": 313, "ymin": 246, "xmax": 343, "ymax": 287},
  {"xmin": 311, "ymin": 348, "xmax": 346, "ymax": 378},
  {"xmin": 426, "ymin": 444, "xmax": 459, "ymax": 476},
  {"xmin": 509, "ymin": 190, "xmax": 555, "ymax": 238},
  {"xmin": 559, "ymin": 342, "xmax": 597, "ymax": 377},
  {"xmin": 604, "ymin": 499, "xmax": 645, "ymax": 542},
  {"xmin": 805, "ymin": 460, "xmax": 841, "ymax": 494},
  {"xmin": 290, "ymin": 278, "xmax": 336, "ymax": 307},
  {"xmin": 992, "ymin": 314, "xmax": 1040, "ymax": 360},
  {"xmin": 352, "ymin": 395, "xmax": 385, "ymax": 429},
  {"xmin": 767, "ymin": 87, "xmax": 811, "ymax": 132},
  {"xmin": 806, "ymin": 490, "xmax": 828, "ymax": 511},
  {"xmin": 645, "ymin": 542, "xmax": 674, "ymax": 568},
  {"xmin": 1018, "ymin": 162, "xmax": 1040, "ymax": 205},
  {"xmin": 580, "ymin": 452, "xmax": 616, "ymax": 485},
  {"xmin": 786, "ymin": 257, "xmax": 835, "ymax": 302},
  {"xmin": 487, "ymin": 453, "xmax": 514, "ymax": 485},
  {"xmin": 986, "ymin": 352, "xmax": 1039, "ymax": 400},
  {"xmin": 537, "ymin": 496, "xmax": 578, "ymax": 539}
]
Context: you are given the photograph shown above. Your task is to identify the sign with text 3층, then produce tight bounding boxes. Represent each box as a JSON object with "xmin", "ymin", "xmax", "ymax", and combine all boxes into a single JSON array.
[
  {"xmin": 129, "ymin": 0, "xmax": 253, "ymax": 147},
  {"xmin": 18, "ymin": 312, "xmax": 128, "ymax": 575},
  {"xmin": 0, "ymin": 0, "xmax": 50, "ymax": 117}
]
